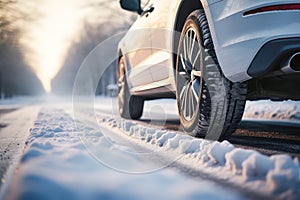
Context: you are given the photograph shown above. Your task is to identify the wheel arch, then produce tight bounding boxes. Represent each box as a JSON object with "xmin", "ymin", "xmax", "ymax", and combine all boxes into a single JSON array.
[
  {"xmin": 117, "ymin": 49, "xmax": 124, "ymax": 77},
  {"xmin": 117, "ymin": 49, "xmax": 123, "ymax": 66},
  {"xmin": 172, "ymin": 0, "xmax": 204, "ymax": 71}
]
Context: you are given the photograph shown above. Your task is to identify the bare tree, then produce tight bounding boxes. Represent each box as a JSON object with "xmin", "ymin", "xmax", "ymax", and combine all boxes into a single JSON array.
[
  {"xmin": 0, "ymin": 0, "xmax": 44, "ymax": 98},
  {"xmin": 51, "ymin": 1, "xmax": 135, "ymax": 96}
]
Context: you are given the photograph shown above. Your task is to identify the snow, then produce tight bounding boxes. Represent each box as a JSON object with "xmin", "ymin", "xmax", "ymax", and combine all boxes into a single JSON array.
[
  {"xmin": 225, "ymin": 149, "xmax": 254, "ymax": 173},
  {"xmin": 0, "ymin": 96, "xmax": 37, "ymax": 110},
  {"xmin": 0, "ymin": 105, "xmax": 40, "ymax": 192},
  {"xmin": 94, "ymin": 105, "xmax": 300, "ymax": 199},
  {"xmin": 265, "ymin": 155, "xmax": 300, "ymax": 195},
  {"xmin": 0, "ymin": 97, "xmax": 300, "ymax": 200},
  {"xmin": 244, "ymin": 100, "xmax": 300, "ymax": 121},
  {"xmin": 208, "ymin": 141, "xmax": 234, "ymax": 165},
  {"xmin": 242, "ymin": 152, "xmax": 274, "ymax": 181},
  {"xmin": 2, "ymin": 108, "xmax": 246, "ymax": 200}
]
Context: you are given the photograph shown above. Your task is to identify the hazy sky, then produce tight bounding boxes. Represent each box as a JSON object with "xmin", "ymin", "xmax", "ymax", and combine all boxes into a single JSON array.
[
  {"xmin": 19, "ymin": 0, "xmax": 95, "ymax": 92},
  {"xmin": 19, "ymin": 0, "xmax": 132, "ymax": 92},
  {"xmin": 20, "ymin": 0, "xmax": 86, "ymax": 92}
]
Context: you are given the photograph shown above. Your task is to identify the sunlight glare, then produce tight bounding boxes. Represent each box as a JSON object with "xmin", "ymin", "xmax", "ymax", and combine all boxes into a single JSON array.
[{"xmin": 22, "ymin": 0, "xmax": 85, "ymax": 92}]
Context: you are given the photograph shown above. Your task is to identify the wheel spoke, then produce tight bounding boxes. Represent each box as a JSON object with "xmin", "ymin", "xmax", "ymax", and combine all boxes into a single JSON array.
[
  {"xmin": 179, "ymin": 71, "xmax": 190, "ymax": 79},
  {"xmin": 190, "ymin": 32, "xmax": 196, "ymax": 61},
  {"xmin": 180, "ymin": 91, "xmax": 185, "ymax": 113},
  {"xmin": 182, "ymin": 85, "xmax": 189, "ymax": 118},
  {"xmin": 189, "ymin": 85, "xmax": 195, "ymax": 118},
  {"xmin": 192, "ymin": 49, "xmax": 201, "ymax": 67},
  {"xmin": 188, "ymin": 31, "xmax": 192, "ymax": 61},
  {"xmin": 179, "ymin": 84, "xmax": 187, "ymax": 113},
  {"xmin": 191, "ymin": 79, "xmax": 200, "ymax": 103},
  {"xmin": 179, "ymin": 84, "xmax": 187, "ymax": 102},
  {"xmin": 177, "ymin": 71, "xmax": 188, "ymax": 88},
  {"xmin": 180, "ymin": 53, "xmax": 192, "ymax": 72},
  {"xmin": 183, "ymin": 35, "xmax": 188, "ymax": 61},
  {"xmin": 180, "ymin": 54, "xmax": 188, "ymax": 72}
]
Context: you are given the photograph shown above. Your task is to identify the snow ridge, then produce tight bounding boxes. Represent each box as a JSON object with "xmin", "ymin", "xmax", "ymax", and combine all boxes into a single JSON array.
[{"xmin": 98, "ymin": 115, "xmax": 300, "ymax": 199}]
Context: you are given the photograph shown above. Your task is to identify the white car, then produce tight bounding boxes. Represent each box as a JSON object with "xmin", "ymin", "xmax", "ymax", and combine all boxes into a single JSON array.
[{"xmin": 117, "ymin": 0, "xmax": 300, "ymax": 139}]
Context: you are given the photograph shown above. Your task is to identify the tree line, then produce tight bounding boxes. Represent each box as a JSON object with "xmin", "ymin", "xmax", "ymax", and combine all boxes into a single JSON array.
[
  {"xmin": 0, "ymin": 0, "xmax": 44, "ymax": 99},
  {"xmin": 51, "ymin": 1, "xmax": 135, "ymax": 96}
]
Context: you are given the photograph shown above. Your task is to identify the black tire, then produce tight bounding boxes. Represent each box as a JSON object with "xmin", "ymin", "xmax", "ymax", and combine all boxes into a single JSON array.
[
  {"xmin": 118, "ymin": 56, "xmax": 144, "ymax": 120},
  {"xmin": 175, "ymin": 10, "xmax": 247, "ymax": 140}
]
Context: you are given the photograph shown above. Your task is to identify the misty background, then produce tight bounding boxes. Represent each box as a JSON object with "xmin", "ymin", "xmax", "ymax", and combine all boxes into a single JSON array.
[{"xmin": 0, "ymin": 0, "xmax": 135, "ymax": 99}]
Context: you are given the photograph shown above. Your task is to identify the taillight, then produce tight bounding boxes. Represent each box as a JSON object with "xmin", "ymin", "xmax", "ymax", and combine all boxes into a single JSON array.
[{"xmin": 244, "ymin": 4, "xmax": 300, "ymax": 16}]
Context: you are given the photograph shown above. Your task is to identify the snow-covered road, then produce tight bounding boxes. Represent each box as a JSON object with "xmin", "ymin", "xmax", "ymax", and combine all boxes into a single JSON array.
[
  {"xmin": 0, "ymin": 106, "xmax": 40, "ymax": 188},
  {"xmin": 0, "ymin": 97, "xmax": 299, "ymax": 200}
]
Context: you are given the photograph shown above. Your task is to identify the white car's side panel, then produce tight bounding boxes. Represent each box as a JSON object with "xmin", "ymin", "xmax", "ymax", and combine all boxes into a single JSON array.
[
  {"xmin": 131, "ymin": 0, "xmax": 182, "ymax": 91},
  {"xmin": 118, "ymin": 5, "xmax": 153, "ymax": 88},
  {"xmin": 119, "ymin": 0, "xmax": 300, "ymax": 91},
  {"xmin": 119, "ymin": 0, "xmax": 214, "ymax": 92},
  {"xmin": 147, "ymin": 0, "xmax": 210, "ymax": 90},
  {"xmin": 147, "ymin": 0, "xmax": 175, "ymax": 83}
]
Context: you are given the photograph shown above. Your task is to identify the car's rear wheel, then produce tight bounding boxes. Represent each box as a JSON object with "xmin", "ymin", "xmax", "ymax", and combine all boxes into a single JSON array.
[
  {"xmin": 118, "ymin": 56, "xmax": 144, "ymax": 120},
  {"xmin": 176, "ymin": 10, "xmax": 247, "ymax": 140}
]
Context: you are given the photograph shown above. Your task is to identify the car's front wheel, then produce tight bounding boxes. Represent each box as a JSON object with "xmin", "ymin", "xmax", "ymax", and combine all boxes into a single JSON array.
[
  {"xmin": 118, "ymin": 56, "xmax": 144, "ymax": 120},
  {"xmin": 176, "ymin": 10, "xmax": 247, "ymax": 140}
]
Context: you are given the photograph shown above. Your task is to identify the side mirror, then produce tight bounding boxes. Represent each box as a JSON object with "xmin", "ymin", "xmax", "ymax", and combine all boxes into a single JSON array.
[{"xmin": 120, "ymin": 0, "xmax": 143, "ymax": 15}]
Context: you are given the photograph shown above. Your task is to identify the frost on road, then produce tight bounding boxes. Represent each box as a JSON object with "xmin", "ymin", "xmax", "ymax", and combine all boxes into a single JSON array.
[{"xmin": 0, "ymin": 98, "xmax": 299, "ymax": 200}]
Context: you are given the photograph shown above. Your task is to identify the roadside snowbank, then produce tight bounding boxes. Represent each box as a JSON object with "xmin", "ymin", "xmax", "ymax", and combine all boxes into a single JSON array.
[
  {"xmin": 94, "ymin": 97, "xmax": 300, "ymax": 122},
  {"xmin": 244, "ymin": 100, "xmax": 300, "ymax": 121},
  {"xmin": 97, "ymin": 113, "xmax": 300, "ymax": 199}
]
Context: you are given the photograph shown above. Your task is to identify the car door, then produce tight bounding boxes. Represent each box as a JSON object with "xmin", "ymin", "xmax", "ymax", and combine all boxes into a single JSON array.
[
  {"xmin": 121, "ymin": 1, "xmax": 154, "ymax": 89},
  {"xmin": 147, "ymin": 0, "xmax": 174, "ymax": 84}
]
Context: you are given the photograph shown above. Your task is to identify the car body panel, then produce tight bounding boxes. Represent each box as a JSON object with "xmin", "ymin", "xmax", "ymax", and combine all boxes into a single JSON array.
[
  {"xmin": 147, "ymin": 0, "xmax": 179, "ymax": 91},
  {"xmin": 209, "ymin": 0, "xmax": 300, "ymax": 82},
  {"xmin": 118, "ymin": 0, "xmax": 300, "ymax": 94},
  {"xmin": 119, "ymin": 3, "xmax": 154, "ymax": 88}
]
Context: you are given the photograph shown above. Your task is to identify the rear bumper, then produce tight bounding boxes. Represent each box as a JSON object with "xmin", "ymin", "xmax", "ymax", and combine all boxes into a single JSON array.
[
  {"xmin": 207, "ymin": 0, "xmax": 300, "ymax": 82},
  {"xmin": 247, "ymin": 37, "xmax": 300, "ymax": 78}
]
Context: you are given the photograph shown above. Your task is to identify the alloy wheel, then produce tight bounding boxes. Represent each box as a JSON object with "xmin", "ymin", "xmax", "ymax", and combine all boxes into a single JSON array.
[{"xmin": 176, "ymin": 27, "xmax": 203, "ymax": 121}]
